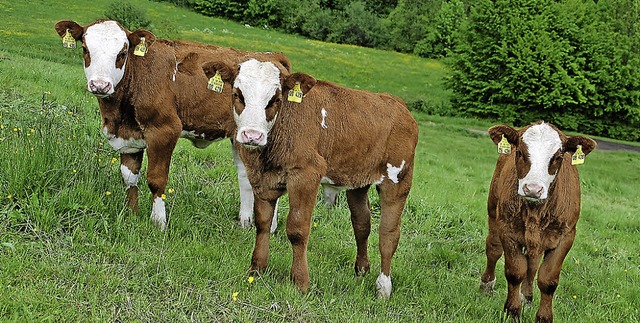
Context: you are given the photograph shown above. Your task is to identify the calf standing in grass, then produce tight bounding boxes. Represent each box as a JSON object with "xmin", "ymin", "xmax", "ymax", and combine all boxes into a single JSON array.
[
  {"xmin": 202, "ymin": 59, "xmax": 418, "ymax": 298},
  {"xmin": 54, "ymin": 19, "xmax": 290, "ymax": 230},
  {"xmin": 481, "ymin": 121, "xmax": 596, "ymax": 322}
]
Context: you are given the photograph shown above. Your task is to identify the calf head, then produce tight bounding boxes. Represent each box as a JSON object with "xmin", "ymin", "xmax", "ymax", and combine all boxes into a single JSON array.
[
  {"xmin": 55, "ymin": 19, "xmax": 155, "ymax": 97},
  {"xmin": 202, "ymin": 59, "xmax": 316, "ymax": 147},
  {"xmin": 489, "ymin": 122, "xmax": 596, "ymax": 201}
]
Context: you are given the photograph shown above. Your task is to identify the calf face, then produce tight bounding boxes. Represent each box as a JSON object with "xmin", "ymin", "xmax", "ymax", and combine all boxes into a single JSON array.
[
  {"xmin": 489, "ymin": 122, "xmax": 596, "ymax": 200},
  {"xmin": 202, "ymin": 59, "xmax": 315, "ymax": 147},
  {"xmin": 55, "ymin": 20, "xmax": 154, "ymax": 97}
]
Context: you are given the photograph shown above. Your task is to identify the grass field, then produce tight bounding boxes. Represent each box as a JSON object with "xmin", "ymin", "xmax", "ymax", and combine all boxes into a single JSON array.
[{"xmin": 1, "ymin": 0, "xmax": 639, "ymax": 321}]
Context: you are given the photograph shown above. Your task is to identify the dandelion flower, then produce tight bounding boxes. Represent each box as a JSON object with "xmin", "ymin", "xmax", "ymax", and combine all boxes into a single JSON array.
[
  {"xmin": 572, "ymin": 295, "xmax": 577, "ymax": 299},
  {"xmin": 105, "ymin": 191, "xmax": 112, "ymax": 196},
  {"xmin": 111, "ymin": 157, "xmax": 117, "ymax": 164},
  {"xmin": 73, "ymin": 169, "xmax": 77, "ymax": 173},
  {"xmin": 168, "ymin": 188, "xmax": 175, "ymax": 194},
  {"xmin": 248, "ymin": 276, "xmax": 255, "ymax": 284},
  {"xmin": 313, "ymin": 222, "xmax": 318, "ymax": 228},
  {"xmin": 6, "ymin": 194, "xmax": 12, "ymax": 199},
  {"xmin": 232, "ymin": 292, "xmax": 239, "ymax": 302},
  {"xmin": 13, "ymin": 128, "xmax": 17, "ymax": 132},
  {"xmin": 161, "ymin": 194, "xmax": 167, "ymax": 200}
]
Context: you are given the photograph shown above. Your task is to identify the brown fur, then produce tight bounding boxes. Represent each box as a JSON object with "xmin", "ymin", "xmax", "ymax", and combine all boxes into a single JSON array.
[
  {"xmin": 206, "ymin": 64, "xmax": 418, "ymax": 295},
  {"xmin": 481, "ymin": 121, "xmax": 596, "ymax": 322},
  {"xmin": 54, "ymin": 19, "xmax": 291, "ymax": 222}
]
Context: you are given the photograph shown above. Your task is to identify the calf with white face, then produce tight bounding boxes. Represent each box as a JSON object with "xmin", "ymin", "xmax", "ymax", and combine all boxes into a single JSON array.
[
  {"xmin": 203, "ymin": 59, "xmax": 418, "ymax": 298},
  {"xmin": 482, "ymin": 121, "xmax": 596, "ymax": 322},
  {"xmin": 54, "ymin": 19, "xmax": 290, "ymax": 230}
]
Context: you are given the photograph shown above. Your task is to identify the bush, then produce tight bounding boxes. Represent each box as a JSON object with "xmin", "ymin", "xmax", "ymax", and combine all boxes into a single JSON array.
[{"xmin": 104, "ymin": 0, "xmax": 151, "ymax": 31}]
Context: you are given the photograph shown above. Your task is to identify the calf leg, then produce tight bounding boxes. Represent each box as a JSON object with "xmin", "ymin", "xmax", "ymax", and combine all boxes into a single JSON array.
[
  {"xmin": 522, "ymin": 251, "xmax": 543, "ymax": 305},
  {"xmin": 144, "ymin": 123, "xmax": 181, "ymax": 230},
  {"xmin": 346, "ymin": 186, "xmax": 371, "ymax": 276},
  {"xmin": 250, "ymin": 196, "xmax": 278, "ymax": 272},
  {"xmin": 536, "ymin": 230, "xmax": 576, "ymax": 323},
  {"xmin": 120, "ymin": 151, "xmax": 144, "ymax": 213},
  {"xmin": 481, "ymin": 201, "xmax": 502, "ymax": 293},
  {"xmin": 286, "ymin": 178, "xmax": 320, "ymax": 293},
  {"xmin": 503, "ymin": 241, "xmax": 527, "ymax": 321}
]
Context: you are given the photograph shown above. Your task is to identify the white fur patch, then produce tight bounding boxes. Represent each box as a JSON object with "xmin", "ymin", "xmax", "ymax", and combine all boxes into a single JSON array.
[
  {"xmin": 374, "ymin": 175, "xmax": 385, "ymax": 185},
  {"xmin": 519, "ymin": 123, "xmax": 562, "ymax": 199},
  {"xmin": 84, "ymin": 21, "xmax": 128, "ymax": 95},
  {"xmin": 233, "ymin": 59, "xmax": 281, "ymax": 146},
  {"xmin": 376, "ymin": 272, "xmax": 392, "ymax": 299},
  {"xmin": 320, "ymin": 108, "xmax": 328, "ymax": 129},
  {"xmin": 386, "ymin": 160, "xmax": 406, "ymax": 184},
  {"xmin": 150, "ymin": 196, "xmax": 166, "ymax": 230},
  {"xmin": 120, "ymin": 164, "xmax": 139, "ymax": 188},
  {"xmin": 103, "ymin": 127, "xmax": 147, "ymax": 153}
]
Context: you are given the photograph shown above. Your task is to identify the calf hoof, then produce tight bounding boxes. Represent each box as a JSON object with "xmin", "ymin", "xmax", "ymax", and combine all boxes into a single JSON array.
[
  {"xmin": 291, "ymin": 272, "xmax": 310, "ymax": 294},
  {"xmin": 355, "ymin": 258, "xmax": 370, "ymax": 276},
  {"xmin": 376, "ymin": 272, "xmax": 392, "ymax": 299},
  {"xmin": 504, "ymin": 304, "xmax": 522, "ymax": 322},
  {"xmin": 523, "ymin": 293, "xmax": 533, "ymax": 306},
  {"xmin": 239, "ymin": 212, "xmax": 252, "ymax": 230},
  {"xmin": 480, "ymin": 277, "xmax": 496, "ymax": 293}
]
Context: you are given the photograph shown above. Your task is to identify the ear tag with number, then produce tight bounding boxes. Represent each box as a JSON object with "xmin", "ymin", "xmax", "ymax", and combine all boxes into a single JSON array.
[
  {"xmin": 287, "ymin": 83, "xmax": 303, "ymax": 103},
  {"xmin": 134, "ymin": 37, "xmax": 147, "ymax": 57},
  {"xmin": 498, "ymin": 135, "xmax": 511, "ymax": 154},
  {"xmin": 62, "ymin": 29, "xmax": 76, "ymax": 49},
  {"xmin": 207, "ymin": 71, "xmax": 224, "ymax": 93},
  {"xmin": 571, "ymin": 145, "xmax": 585, "ymax": 165}
]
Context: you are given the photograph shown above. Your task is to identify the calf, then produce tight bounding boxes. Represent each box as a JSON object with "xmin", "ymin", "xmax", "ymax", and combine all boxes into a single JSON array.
[
  {"xmin": 481, "ymin": 121, "xmax": 596, "ymax": 322},
  {"xmin": 202, "ymin": 59, "xmax": 418, "ymax": 298},
  {"xmin": 54, "ymin": 19, "xmax": 291, "ymax": 230}
]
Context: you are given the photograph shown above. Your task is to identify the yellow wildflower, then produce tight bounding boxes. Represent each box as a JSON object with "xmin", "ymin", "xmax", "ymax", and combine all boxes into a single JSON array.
[
  {"xmin": 6, "ymin": 194, "xmax": 12, "ymax": 199},
  {"xmin": 111, "ymin": 157, "xmax": 117, "ymax": 164},
  {"xmin": 572, "ymin": 295, "xmax": 577, "ymax": 299},
  {"xmin": 232, "ymin": 292, "xmax": 239, "ymax": 302},
  {"xmin": 313, "ymin": 222, "xmax": 318, "ymax": 228},
  {"xmin": 105, "ymin": 191, "xmax": 112, "ymax": 196},
  {"xmin": 161, "ymin": 194, "xmax": 167, "ymax": 200},
  {"xmin": 248, "ymin": 276, "xmax": 255, "ymax": 284},
  {"xmin": 168, "ymin": 188, "xmax": 175, "ymax": 194},
  {"xmin": 73, "ymin": 169, "xmax": 77, "ymax": 173}
]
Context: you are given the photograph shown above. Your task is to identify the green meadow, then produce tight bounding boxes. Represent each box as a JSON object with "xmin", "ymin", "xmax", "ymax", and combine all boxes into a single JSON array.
[{"xmin": 1, "ymin": 0, "xmax": 639, "ymax": 321}]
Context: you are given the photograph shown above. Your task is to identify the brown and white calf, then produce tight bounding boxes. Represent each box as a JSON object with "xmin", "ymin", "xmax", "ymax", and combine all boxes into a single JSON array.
[
  {"xmin": 201, "ymin": 59, "xmax": 418, "ymax": 298},
  {"xmin": 481, "ymin": 121, "xmax": 596, "ymax": 322},
  {"xmin": 54, "ymin": 19, "xmax": 291, "ymax": 230}
]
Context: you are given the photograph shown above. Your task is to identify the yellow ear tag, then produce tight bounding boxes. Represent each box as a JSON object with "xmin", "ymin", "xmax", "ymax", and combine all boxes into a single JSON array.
[
  {"xmin": 62, "ymin": 29, "xmax": 76, "ymax": 49},
  {"xmin": 571, "ymin": 145, "xmax": 585, "ymax": 165},
  {"xmin": 287, "ymin": 83, "xmax": 303, "ymax": 103},
  {"xmin": 207, "ymin": 71, "xmax": 224, "ymax": 93},
  {"xmin": 133, "ymin": 37, "xmax": 147, "ymax": 57},
  {"xmin": 498, "ymin": 135, "xmax": 511, "ymax": 154}
]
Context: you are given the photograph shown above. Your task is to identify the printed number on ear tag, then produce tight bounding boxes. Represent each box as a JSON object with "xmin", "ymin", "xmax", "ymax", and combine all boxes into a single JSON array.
[
  {"xmin": 62, "ymin": 29, "xmax": 76, "ymax": 49},
  {"xmin": 207, "ymin": 71, "xmax": 224, "ymax": 93},
  {"xmin": 498, "ymin": 135, "xmax": 511, "ymax": 154},
  {"xmin": 571, "ymin": 145, "xmax": 585, "ymax": 165},
  {"xmin": 134, "ymin": 37, "xmax": 147, "ymax": 57},
  {"xmin": 287, "ymin": 83, "xmax": 303, "ymax": 103}
]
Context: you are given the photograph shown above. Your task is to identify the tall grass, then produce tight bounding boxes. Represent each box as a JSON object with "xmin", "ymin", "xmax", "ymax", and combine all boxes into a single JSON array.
[{"xmin": 0, "ymin": 0, "xmax": 639, "ymax": 321}]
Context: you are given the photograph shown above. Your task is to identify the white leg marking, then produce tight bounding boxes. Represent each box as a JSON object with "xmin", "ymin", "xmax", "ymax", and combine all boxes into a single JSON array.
[
  {"xmin": 150, "ymin": 196, "xmax": 167, "ymax": 230},
  {"xmin": 120, "ymin": 164, "xmax": 139, "ymax": 188},
  {"xmin": 270, "ymin": 199, "xmax": 279, "ymax": 233},
  {"xmin": 480, "ymin": 277, "xmax": 496, "ymax": 293},
  {"xmin": 376, "ymin": 272, "xmax": 392, "ymax": 299},
  {"xmin": 320, "ymin": 108, "xmax": 328, "ymax": 129},
  {"xmin": 386, "ymin": 160, "xmax": 406, "ymax": 184},
  {"xmin": 232, "ymin": 145, "xmax": 254, "ymax": 229}
]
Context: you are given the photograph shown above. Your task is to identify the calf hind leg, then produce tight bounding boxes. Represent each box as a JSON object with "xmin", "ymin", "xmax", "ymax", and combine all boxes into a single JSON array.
[{"xmin": 346, "ymin": 186, "xmax": 372, "ymax": 276}]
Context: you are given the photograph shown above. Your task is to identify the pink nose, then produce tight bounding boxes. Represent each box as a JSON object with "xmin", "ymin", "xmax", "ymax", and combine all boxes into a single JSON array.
[
  {"xmin": 89, "ymin": 80, "xmax": 113, "ymax": 95},
  {"xmin": 240, "ymin": 130, "xmax": 264, "ymax": 145},
  {"xmin": 523, "ymin": 184, "xmax": 544, "ymax": 198}
]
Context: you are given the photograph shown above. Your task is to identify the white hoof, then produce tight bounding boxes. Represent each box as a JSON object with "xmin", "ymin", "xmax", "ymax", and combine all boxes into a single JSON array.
[
  {"xmin": 480, "ymin": 277, "xmax": 496, "ymax": 293},
  {"xmin": 376, "ymin": 272, "xmax": 392, "ymax": 299},
  {"xmin": 150, "ymin": 197, "xmax": 167, "ymax": 230}
]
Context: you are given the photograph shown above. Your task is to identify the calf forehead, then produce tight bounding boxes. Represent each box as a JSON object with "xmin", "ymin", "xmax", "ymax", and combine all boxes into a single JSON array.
[
  {"xmin": 522, "ymin": 123, "xmax": 562, "ymax": 156},
  {"xmin": 84, "ymin": 21, "xmax": 128, "ymax": 54},
  {"xmin": 234, "ymin": 60, "xmax": 281, "ymax": 103}
]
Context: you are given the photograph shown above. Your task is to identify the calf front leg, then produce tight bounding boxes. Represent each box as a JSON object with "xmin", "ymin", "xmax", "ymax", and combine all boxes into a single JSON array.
[
  {"xmin": 481, "ymin": 215, "xmax": 503, "ymax": 293},
  {"xmin": 503, "ymin": 241, "xmax": 527, "ymax": 321},
  {"xmin": 232, "ymin": 144, "xmax": 278, "ymax": 232},
  {"xmin": 536, "ymin": 230, "xmax": 576, "ymax": 323},
  {"xmin": 250, "ymin": 196, "xmax": 278, "ymax": 272},
  {"xmin": 120, "ymin": 151, "xmax": 144, "ymax": 212},
  {"xmin": 144, "ymin": 124, "xmax": 180, "ymax": 230},
  {"xmin": 286, "ymin": 178, "xmax": 320, "ymax": 293}
]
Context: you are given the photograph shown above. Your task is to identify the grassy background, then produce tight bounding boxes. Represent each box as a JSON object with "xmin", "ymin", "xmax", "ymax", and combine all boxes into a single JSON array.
[{"xmin": 1, "ymin": 0, "xmax": 639, "ymax": 321}]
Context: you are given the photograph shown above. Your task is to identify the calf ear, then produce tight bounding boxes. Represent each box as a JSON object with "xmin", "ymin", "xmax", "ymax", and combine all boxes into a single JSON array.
[
  {"xmin": 283, "ymin": 72, "xmax": 317, "ymax": 96},
  {"xmin": 176, "ymin": 52, "xmax": 199, "ymax": 75},
  {"xmin": 565, "ymin": 136, "xmax": 597, "ymax": 156},
  {"xmin": 54, "ymin": 20, "xmax": 84, "ymax": 40},
  {"xmin": 202, "ymin": 61, "xmax": 237, "ymax": 83},
  {"xmin": 488, "ymin": 125, "xmax": 519, "ymax": 146},
  {"xmin": 128, "ymin": 29, "xmax": 156, "ymax": 49}
]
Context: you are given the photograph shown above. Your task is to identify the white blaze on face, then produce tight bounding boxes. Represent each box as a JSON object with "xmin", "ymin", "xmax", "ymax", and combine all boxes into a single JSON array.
[
  {"xmin": 84, "ymin": 21, "xmax": 128, "ymax": 96},
  {"xmin": 518, "ymin": 123, "xmax": 562, "ymax": 199},
  {"xmin": 233, "ymin": 59, "xmax": 281, "ymax": 146}
]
